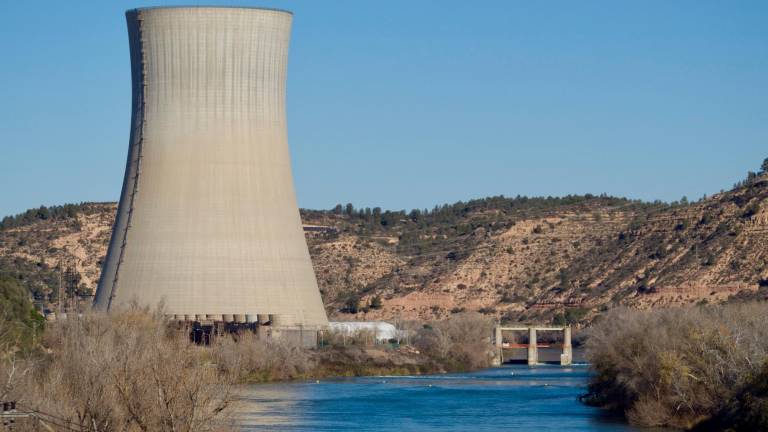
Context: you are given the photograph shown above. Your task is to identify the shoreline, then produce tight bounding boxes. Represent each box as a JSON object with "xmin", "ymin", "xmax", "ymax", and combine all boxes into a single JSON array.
[
  {"xmin": 234, "ymin": 346, "xmax": 591, "ymax": 385},
  {"xmin": 233, "ymin": 345, "xmax": 452, "ymax": 384}
]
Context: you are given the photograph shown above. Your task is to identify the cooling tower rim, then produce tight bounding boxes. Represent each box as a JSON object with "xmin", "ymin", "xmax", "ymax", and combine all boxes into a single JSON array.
[{"xmin": 128, "ymin": 6, "xmax": 293, "ymax": 16}]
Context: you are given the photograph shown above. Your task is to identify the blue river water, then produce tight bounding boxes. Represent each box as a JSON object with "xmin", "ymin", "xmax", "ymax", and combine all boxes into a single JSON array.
[{"xmin": 237, "ymin": 365, "xmax": 651, "ymax": 431}]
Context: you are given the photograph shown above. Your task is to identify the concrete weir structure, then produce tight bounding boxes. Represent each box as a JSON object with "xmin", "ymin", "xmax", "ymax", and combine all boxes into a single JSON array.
[
  {"xmin": 493, "ymin": 325, "xmax": 573, "ymax": 366},
  {"xmin": 94, "ymin": 7, "xmax": 329, "ymax": 335}
]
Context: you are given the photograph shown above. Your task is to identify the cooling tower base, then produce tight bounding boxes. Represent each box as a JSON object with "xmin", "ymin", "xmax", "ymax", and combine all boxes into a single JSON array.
[{"xmin": 180, "ymin": 318, "xmax": 323, "ymax": 348}]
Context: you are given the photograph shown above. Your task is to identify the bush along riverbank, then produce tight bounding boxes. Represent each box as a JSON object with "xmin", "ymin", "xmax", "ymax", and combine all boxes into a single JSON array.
[
  {"xmin": 583, "ymin": 303, "xmax": 768, "ymax": 431},
  {"xmin": 1, "ymin": 305, "xmax": 495, "ymax": 430},
  {"xmin": 211, "ymin": 311, "xmax": 496, "ymax": 383}
]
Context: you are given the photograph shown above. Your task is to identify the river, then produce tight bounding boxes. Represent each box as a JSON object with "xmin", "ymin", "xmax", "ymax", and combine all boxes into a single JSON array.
[{"xmin": 237, "ymin": 364, "xmax": 656, "ymax": 431}]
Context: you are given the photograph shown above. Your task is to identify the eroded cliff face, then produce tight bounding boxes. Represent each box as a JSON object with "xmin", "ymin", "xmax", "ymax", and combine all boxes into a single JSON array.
[{"xmin": 2, "ymin": 176, "xmax": 767, "ymax": 324}]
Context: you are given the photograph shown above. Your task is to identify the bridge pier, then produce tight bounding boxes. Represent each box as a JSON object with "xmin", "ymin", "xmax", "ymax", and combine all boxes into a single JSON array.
[
  {"xmin": 493, "ymin": 325, "xmax": 503, "ymax": 366},
  {"xmin": 561, "ymin": 326, "xmax": 572, "ymax": 366},
  {"xmin": 527, "ymin": 328, "xmax": 538, "ymax": 365}
]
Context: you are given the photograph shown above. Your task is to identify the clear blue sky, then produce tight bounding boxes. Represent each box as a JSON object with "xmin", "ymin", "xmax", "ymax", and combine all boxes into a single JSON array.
[{"xmin": 1, "ymin": 1, "xmax": 766, "ymax": 218}]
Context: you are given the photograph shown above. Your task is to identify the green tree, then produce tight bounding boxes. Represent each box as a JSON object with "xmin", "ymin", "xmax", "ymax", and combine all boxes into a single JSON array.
[
  {"xmin": 35, "ymin": 205, "xmax": 50, "ymax": 220},
  {"xmin": 408, "ymin": 209, "xmax": 422, "ymax": 222},
  {"xmin": 369, "ymin": 295, "xmax": 383, "ymax": 310},
  {"xmin": 761, "ymin": 157, "xmax": 768, "ymax": 174},
  {"xmin": 381, "ymin": 211, "xmax": 397, "ymax": 227},
  {"xmin": 563, "ymin": 307, "xmax": 589, "ymax": 324},
  {"xmin": 552, "ymin": 313, "xmax": 566, "ymax": 326},
  {"xmin": 0, "ymin": 274, "xmax": 44, "ymax": 351},
  {"xmin": 343, "ymin": 293, "xmax": 360, "ymax": 314}
]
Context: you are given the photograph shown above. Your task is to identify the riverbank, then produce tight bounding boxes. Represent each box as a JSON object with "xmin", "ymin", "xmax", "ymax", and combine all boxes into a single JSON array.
[
  {"xmin": 309, "ymin": 345, "xmax": 445, "ymax": 379},
  {"xmin": 212, "ymin": 312, "xmax": 496, "ymax": 384},
  {"xmin": 230, "ymin": 344, "xmax": 449, "ymax": 384}
]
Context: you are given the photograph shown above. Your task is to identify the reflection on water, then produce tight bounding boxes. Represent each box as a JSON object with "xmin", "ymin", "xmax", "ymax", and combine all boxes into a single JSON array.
[
  {"xmin": 237, "ymin": 365, "xmax": 650, "ymax": 431},
  {"xmin": 503, "ymin": 347, "xmax": 587, "ymax": 364}
]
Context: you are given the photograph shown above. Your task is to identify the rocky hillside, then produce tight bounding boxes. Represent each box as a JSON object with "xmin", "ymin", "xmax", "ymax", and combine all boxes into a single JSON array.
[
  {"xmin": 2, "ymin": 170, "xmax": 767, "ymax": 325},
  {"xmin": 305, "ymin": 174, "xmax": 768, "ymax": 324}
]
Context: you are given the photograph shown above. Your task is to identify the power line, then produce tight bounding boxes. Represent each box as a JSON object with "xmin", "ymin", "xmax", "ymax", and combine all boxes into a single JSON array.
[{"xmin": 14, "ymin": 403, "xmax": 80, "ymax": 432}]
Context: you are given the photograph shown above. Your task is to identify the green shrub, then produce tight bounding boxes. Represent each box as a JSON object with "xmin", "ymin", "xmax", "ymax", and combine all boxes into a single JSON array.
[
  {"xmin": 0, "ymin": 274, "xmax": 44, "ymax": 351},
  {"xmin": 369, "ymin": 295, "xmax": 383, "ymax": 310},
  {"xmin": 742, "ymin": 202, "xmax": 760, "ymax": 219},
  {"xmin": 341, "ymin": 293, "xmax": 361, "ymax": 314}
]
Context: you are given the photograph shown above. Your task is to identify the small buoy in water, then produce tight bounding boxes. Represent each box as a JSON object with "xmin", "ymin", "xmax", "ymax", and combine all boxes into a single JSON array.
[
  {"xmin": 315, "ymin": 380, "xmax": 320, "ymax": 384},
  {"xmin": 428, "ymin": 384, "xmax": 433, "ymax": 387}
]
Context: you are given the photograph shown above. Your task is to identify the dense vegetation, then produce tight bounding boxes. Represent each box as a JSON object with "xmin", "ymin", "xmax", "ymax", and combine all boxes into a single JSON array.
[
  {"xmin": 732, "ymin": 157, "xmax": 768, "ymax": 189},
  {"xmin": 1, "ymin": 308, "xmax": 236, "ymax": 431},
  {"xmin": 585, "ymin": 303, "xmax": 768, "ymax": 430},
  {"xmin": 316, "ymin": 156, "xmax": 766, "ymax": 241},
  {"xmin": 316, "ymin": 194, "xmax": 666, "ymax": 236},
  {"xmin": 0, "ymin": 202, "xmax": 101, "ymax": 230},
  {"xmin": 0, "ymin": 274, "xmax": 44, "ymax": 351},
  {"xmin": 213, "ymin": 312, "xmax": 494, "ymax": 382},
  {"xmin": 0, "ymin": 256, "xmax": 61, "ymax": 304},
  {"xmin": 412, "ymin": 312, "xmax": 494, "ymax": 371}
]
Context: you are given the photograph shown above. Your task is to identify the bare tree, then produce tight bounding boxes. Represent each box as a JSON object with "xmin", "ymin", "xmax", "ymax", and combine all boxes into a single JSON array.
[
  {"xmin": 213, "ymin": 333, "xmax": 312, "ymax": 382},
  {"xmin": 585, "ymin": 303, "xmax": 768, "ymax": 429},
  {"xmin": 414, "ymin": 312, "xmax": 494, "ymax": 371},
  {"xmin": 18, "ymin": 307, "xmax": 238, "ymax": 432}
]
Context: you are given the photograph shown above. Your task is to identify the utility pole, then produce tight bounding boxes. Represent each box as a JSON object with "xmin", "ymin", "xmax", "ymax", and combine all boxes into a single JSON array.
[
  {"xmin": 57, "ymin": 260, "xmax": 63, "ymax": 317},
  {"xmin": 65, "ymin": 259, "xmax": 79, "ymax": 314}
]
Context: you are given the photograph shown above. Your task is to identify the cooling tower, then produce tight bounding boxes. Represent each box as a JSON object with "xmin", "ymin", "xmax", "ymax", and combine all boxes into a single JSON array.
[{"xmin": 94, "ymin": 7, "xmax": 328, "ymax": 328}]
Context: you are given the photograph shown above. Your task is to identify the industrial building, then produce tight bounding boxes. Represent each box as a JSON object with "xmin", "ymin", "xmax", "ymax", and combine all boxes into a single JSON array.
[{"xmin": 94, "ymin": 7, "xmax": 329, "ymax": 335}]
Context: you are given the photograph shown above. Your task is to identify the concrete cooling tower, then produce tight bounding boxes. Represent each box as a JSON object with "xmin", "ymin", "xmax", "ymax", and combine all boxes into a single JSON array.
[{"xmin": 94, "ymin": 7, "xmax": 328, "ymax": 330}]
